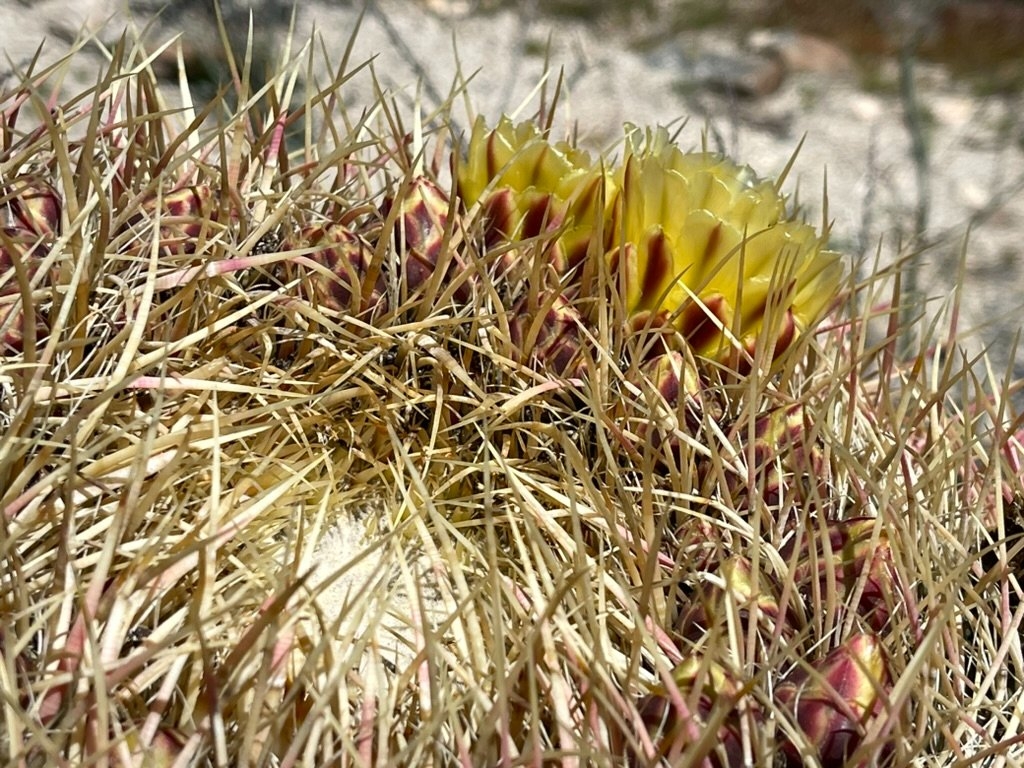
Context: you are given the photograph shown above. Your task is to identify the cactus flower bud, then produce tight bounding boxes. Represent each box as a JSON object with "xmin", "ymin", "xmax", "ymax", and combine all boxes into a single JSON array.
[
  {"xmin": 677, "ymin": 556, "xmax": 791, "ymax": 644},
  {"xmin": 628, "ymin": 656, "xmax": 754, "ymax": 767},
  {"xmin": 124, "ymin": 726, "xmax": 186, "ymax": 768},
  {"xmin": 783, "ymin": 517, "xmax": 897, "ymax": 632},
  {"xmin": 0, "ymin": 227, "xmax": 50, "ymax": 354},
  {"xmin": 744, "ymin": 403, "xmax": 809, "ymax": 502},
  {"xmin": 386, "ymin": 176, "xmax": 473, "ymax": 304},
  {"xmin": 127, "ymin": 185, "xmax": 215, "ymax": 255},
  {"xmin": 775, "ymin": 632, "xmax": 892, "ymax": 767},
  {"xmin": 6, "ymin": 178, "xmax": 62, "ymax": 237},
  {"xmin": 750, "ymin": 403, "xmax": 806, "ymax": 465},
  {"xmin": 636, "ymin": 349, "xmax": 700, "ymax": 408},
  {"xmin": 291, "ymin": 224, "xmax": 386, "ymax": 318},
  {"xmin": 508, "ymin": 291, "xmax": 588, "ymax": 377},
  {"xmin": 615, "ymin": 346, "xmax": 707, "ymax": 461}
]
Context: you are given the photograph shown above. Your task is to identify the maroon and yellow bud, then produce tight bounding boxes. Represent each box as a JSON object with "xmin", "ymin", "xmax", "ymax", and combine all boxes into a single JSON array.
[
  {"xmin": 0, "ymin": 227, "xmax": 50, "ymax": 354},
  {"xmin": 677, "ymin": 556, "xmax": 791, "ymax": 644},
  {"xmin": 635, "ymin": 350, "xmax": 700, "ymax": 411},
  {"xmin": 775, "ymin": 632, "xmax": 892, "ymax": 767},
  {"xmin": 750, "ymin": 403, "xmax": 807, "ymax": 464},
  {"xmin": 615, "ymin": 342, "xmax": 712, "ymax": 463},
  {"xmin": 290, "ymin": 223, "xmax": 385, "ymax": 318},
  {"xmin": 124, "ymin": 726, "xmax": 187, "ymax": 768},
  {"xmin": 627, "ymin": 656, "xmax": 754, "ymax": 768},
  {"xmin": 508, "ymin": 291, "xmax": 588, "ymax": 377},
  {"xmin": 130, "ymin": 185, "xmax": 216, "ymax": 255},
  {"xmin": 6, "ymin": 178, "xmax": 62, "ymax": 237},
  {"xmin": 783, "ymin": 517, "xmax": 897, "ymax": 632},
  {"xmin": 744, "ymin": 403, "xmax": 810, "ymax": 502},
  {"xmin": 385, "ymin": 176, "xmax": 473, "ymax": 303},
  {"xmin": 457, "ymin": 115, "xmax": 614, "ymax": 283}
]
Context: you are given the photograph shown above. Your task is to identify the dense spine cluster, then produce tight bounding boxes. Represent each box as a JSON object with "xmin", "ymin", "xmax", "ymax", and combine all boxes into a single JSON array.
[{"xmin": 1, "ymin": 40, "xmax": 1019, "ymax": 768}]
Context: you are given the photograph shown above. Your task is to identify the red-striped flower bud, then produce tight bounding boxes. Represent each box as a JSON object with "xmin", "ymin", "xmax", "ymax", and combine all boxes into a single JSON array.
[
  {"xmin": 677, "ymin": 556, "xmax": 792, "ymax": 643},
  {"xmin": 128, "ymin": 185, "xmax": 216, "ymax": 255},
  {"xmin": 6, "ymin": 178, "xmax": 62, "ymax": 237},
  {"xmin": 628, "ymin": 657, "xmax": 755, "ymax": 767},
  {"xmin": 718, "ymin": 403, "xmax": 818, "ymax": 509},
  {"xmin": 508, "ymin": 291, "xmax": 588, "ymax": 377},
  {"xmin": 616, "ymin": 347, "xmax": 705, "ymax": 462},
  {"xmin": 637, "ymin": 349, "xmax": 699, "ymax": 408},
  {"xmin": 783, "ymin": 517, "xmax": 897, "ymax": 632},
  {"xmin": 291, "ymin": 224, "xmax": 386, "ymax": 318},
  {"xmin": 775, "ymin": 632, "xmax": 892, "ymax": 767},
  {"xmin": 124, "ymin": 726, "xmax": 186, "ymax": 768},
  {"xmin": 0, "ymin": 228, "xmax": 49, "ymax": 354},
  {"xmin": 386, "ymin": 177, "xmax": 473, "ymax": 304},
  {"xmin": 750, "ymin": 403, "xmax": 807, "ymax": 497}
]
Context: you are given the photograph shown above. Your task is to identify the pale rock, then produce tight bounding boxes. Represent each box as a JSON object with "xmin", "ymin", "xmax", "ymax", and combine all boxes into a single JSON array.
[{"xmin": 749, "ymin": 29, "xmax": 854, "ymax": 75}]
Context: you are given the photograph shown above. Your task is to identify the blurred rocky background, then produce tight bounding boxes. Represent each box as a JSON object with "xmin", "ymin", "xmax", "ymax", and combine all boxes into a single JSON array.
[{"xmin": 3, "ymin": 0, "xmax": 1024, "ymax": 402}]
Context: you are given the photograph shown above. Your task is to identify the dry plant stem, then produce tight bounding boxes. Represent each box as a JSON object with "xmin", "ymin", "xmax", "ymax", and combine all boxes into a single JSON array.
[
  {"xmin": 897, "ymin": 42, "xmax": 930, "ymax": 343},
  {"xmin": 879, "ymin": 0, "xmax": 933, "ymax": 358}
]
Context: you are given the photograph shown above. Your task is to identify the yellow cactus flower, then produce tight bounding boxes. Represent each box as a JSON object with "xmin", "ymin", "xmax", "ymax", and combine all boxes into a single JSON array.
[
  {"xmin": 456, "ymin": 118, "xmax": 843, "ymax": 370},
  {"xmin": 611, "ymin": 126, "xmax": 842, "ymax": 364},
  {"xmin": 457, "ymin": 115, "xmax": 613, "ymax": 278}
]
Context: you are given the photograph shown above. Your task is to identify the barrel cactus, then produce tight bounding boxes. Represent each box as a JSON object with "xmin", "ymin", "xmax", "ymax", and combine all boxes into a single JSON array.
[{"xmin": 0, "ymin": 24, "xmax": 1018, "ymax": 768}]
